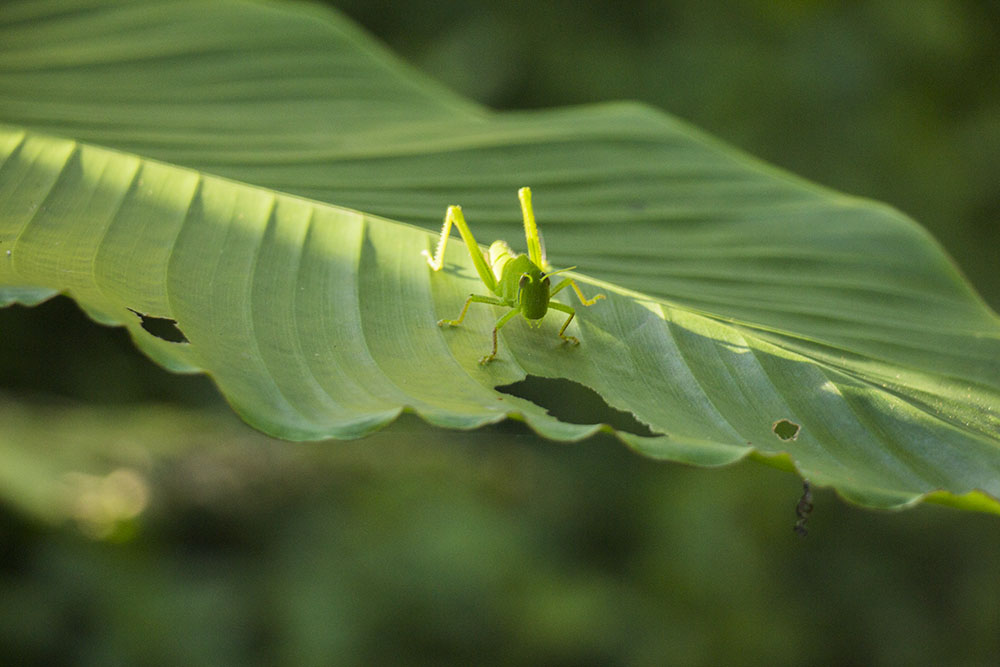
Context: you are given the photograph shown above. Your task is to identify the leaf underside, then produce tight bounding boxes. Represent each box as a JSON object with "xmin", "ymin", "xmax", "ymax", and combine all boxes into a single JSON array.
[{"xmin": 1, "ymin": 0, "xmax": 998, "ymax": 513}]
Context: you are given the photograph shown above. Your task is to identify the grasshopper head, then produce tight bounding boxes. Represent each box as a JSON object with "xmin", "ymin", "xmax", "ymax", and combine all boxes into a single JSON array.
[{"xmin": 518, "ymin": 267, "xmax": 550, "ymax": 320}]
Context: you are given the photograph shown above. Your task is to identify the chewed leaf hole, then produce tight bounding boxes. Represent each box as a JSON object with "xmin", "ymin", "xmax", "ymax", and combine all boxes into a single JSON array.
[
  {"xmin": 128, "ymin": 309, "xmax": 188, "ymax": 343},
  {"xmin": 773, "ymin": 418, "xmax": 800, "ymax": 441},
  {"xmin": 496, "ymin": 375, "xmax": 659, "ymax": 437}
]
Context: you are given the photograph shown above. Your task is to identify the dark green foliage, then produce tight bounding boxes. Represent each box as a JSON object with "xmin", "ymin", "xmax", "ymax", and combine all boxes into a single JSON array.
[{"xmin": 2, "ymin": 411, "xmax": 999, "ymax": 665}]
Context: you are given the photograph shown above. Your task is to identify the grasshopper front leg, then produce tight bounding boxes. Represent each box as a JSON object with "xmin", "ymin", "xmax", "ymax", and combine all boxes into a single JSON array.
[
  {"xmin": 550, "ymin": 277, "xmax": 605, "ymax": 307},
  {"xmin": 438, "ymin": 294, "xmax": 505, "ymax": 328},
  {"xmin": 548, "ymin": 301, "xmax": 580, "ymax": 346},
  {"xmin": 480, "ymin": 308, "xmax": 521, "ymax": 365},
  {"xmin": 547, "ymin": 278, "xmax": 604, "ymax": 347},
  {"xmin": 437, "ymin": 294, "xmax": 518, "ymax": 365}
]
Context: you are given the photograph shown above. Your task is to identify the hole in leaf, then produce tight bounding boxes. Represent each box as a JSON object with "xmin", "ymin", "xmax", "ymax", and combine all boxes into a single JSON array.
[
  {"xmin": 0, "ymin": 296, "xmax": 216, "ymax": 403},
  {"xmin": 128, "ymin": 309, "xmax": 188, "ymax": 343},
  {"xmin": 772, "ymin": 419, "xmax": 800, "ymax": 441},
  {"xmin": 496, "ymin": 375, "xmax": 659, "ymax": 437}
]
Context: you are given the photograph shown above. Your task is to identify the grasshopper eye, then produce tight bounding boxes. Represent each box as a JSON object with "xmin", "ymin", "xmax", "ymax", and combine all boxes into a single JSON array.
[
  {"xmin": 542, "ymin": 276, "xmax": 550, "ymax": 286},
  {"xmin": 519, "ymin": 274, "xmax": 530, "ymax": 288}
]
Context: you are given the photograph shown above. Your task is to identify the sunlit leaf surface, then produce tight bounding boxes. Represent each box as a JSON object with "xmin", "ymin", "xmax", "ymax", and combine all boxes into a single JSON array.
[{"xmin": 1, "ymin": 0, "xmax": 998, "ymax": 512}]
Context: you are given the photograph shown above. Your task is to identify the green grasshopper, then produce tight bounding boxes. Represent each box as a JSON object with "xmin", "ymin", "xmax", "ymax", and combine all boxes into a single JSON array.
[{"xmin": 422, "ymin": 187, "xmax": 604, "ymax": 365}]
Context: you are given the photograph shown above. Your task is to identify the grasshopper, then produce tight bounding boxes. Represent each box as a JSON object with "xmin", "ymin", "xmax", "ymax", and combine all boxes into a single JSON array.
[{"xmin": 423, "ymin": 187, "xmax": 604, "ymax": 364}]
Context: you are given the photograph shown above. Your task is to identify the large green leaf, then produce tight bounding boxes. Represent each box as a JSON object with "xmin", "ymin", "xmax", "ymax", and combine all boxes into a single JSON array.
[{"xmin": 1, "ymin": 0, "xmax": 998, "ymax": 513}]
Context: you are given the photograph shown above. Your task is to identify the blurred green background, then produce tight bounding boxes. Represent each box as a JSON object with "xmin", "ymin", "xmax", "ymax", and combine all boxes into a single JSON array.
[{"xmin": 2, "ymin": 0, "xmax": 998, "ymax": 664}]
